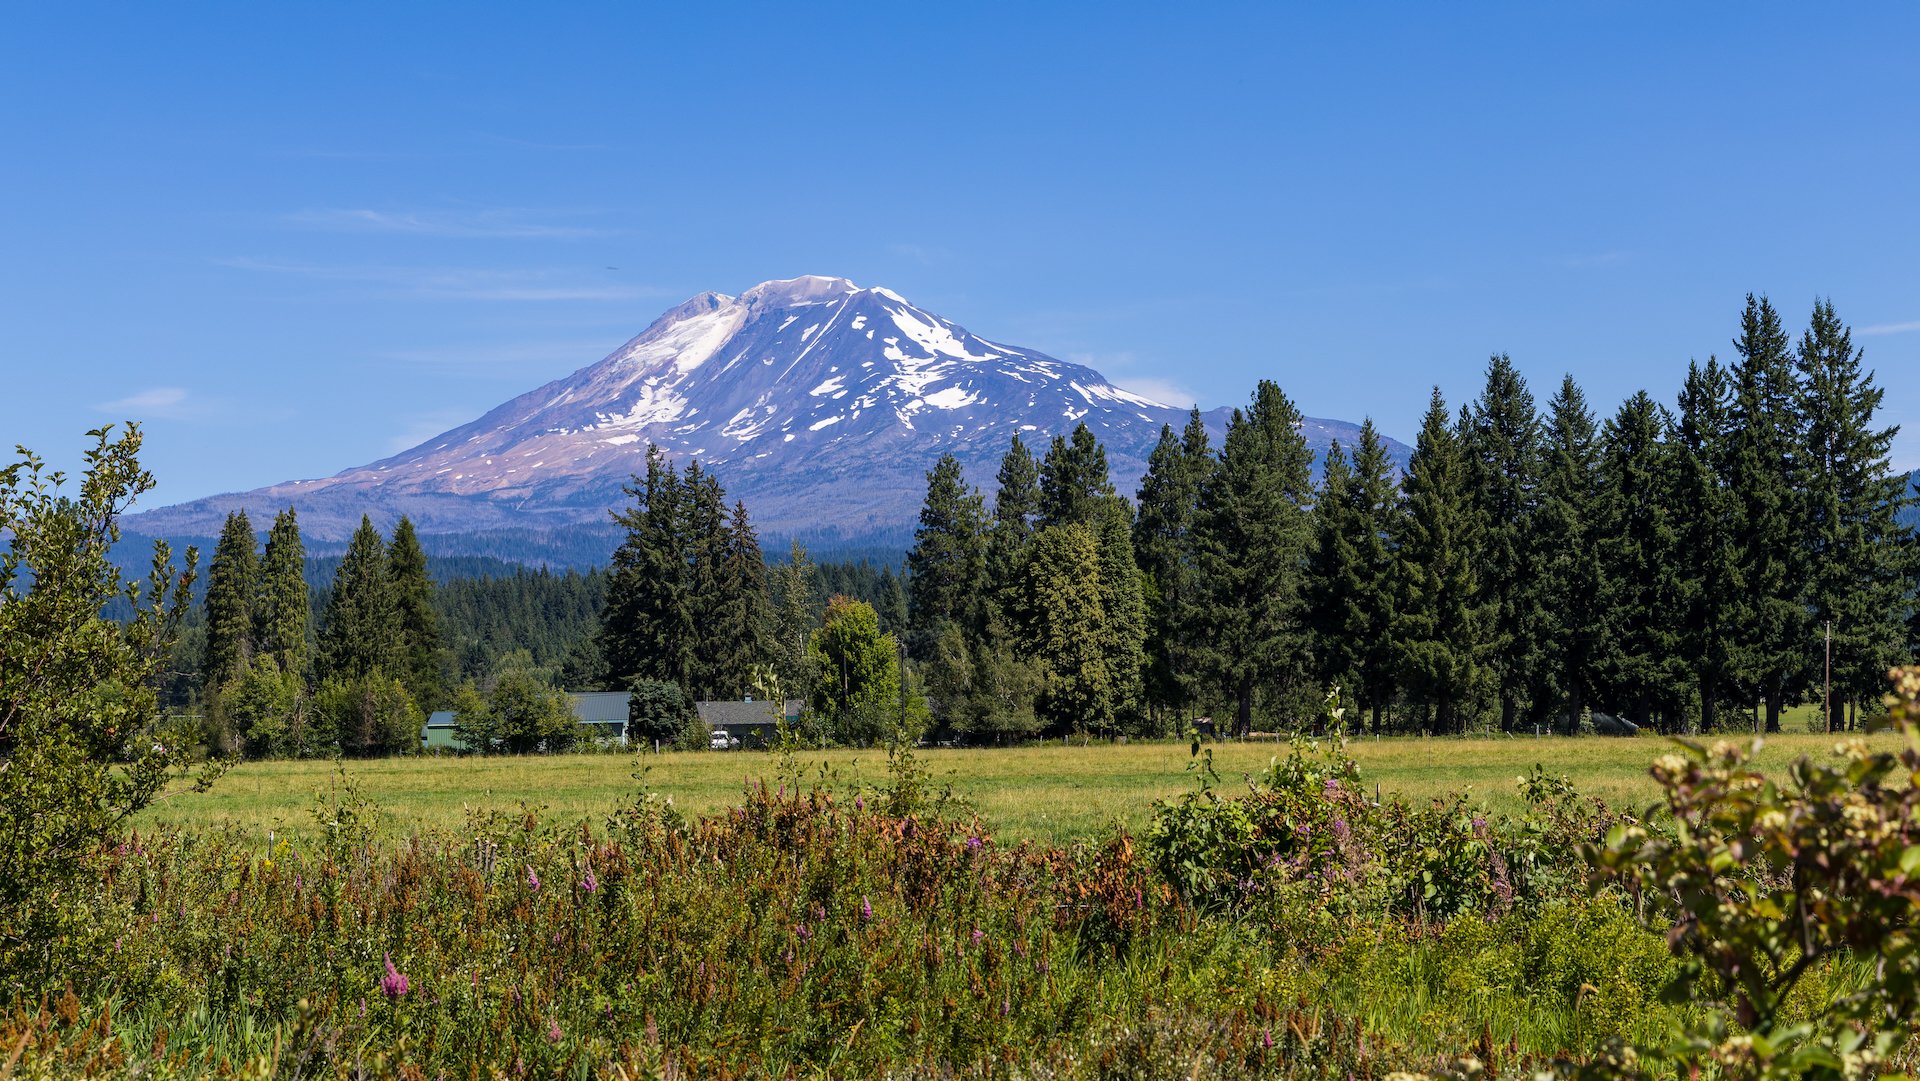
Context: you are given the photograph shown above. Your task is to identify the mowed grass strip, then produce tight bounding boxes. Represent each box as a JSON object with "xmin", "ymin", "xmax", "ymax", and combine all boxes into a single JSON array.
[{"xmin": 141, "ymin": 726, "xmax": 1892, "ymax": 846}]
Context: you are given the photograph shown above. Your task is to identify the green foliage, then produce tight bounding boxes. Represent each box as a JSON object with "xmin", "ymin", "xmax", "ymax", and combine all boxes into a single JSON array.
[
  {"xmin": 311, "ymin": 669, "xmax": 418, "ymax": 757},
  {"xmin": 626, "ymin": 676, "xmax": 698, "ymax": 750},
  {"xmin": 905, "ymin": 452, "xmax": 987, "ymax": 659},
  {"xmin": 1393, "ymin": 388, "xmax": 1491, "ymax": 734},
  {"xmin": 315, "ymin": 516, "xmax": 401, "ymax": 685},
  {"xmin": 1009, "ymin": 524, "xmax": 1116, "ymax": 735},
  {"xmin": 0, "ymin": 425, "xmax": 214, "ymax": 988},
  {"xmin": 1464, "ymin": 354, "xmax": 1543, "ymax": 733},
  {"xmin": 1582, "ymin": 666, "xmax": 1920, "ymax": 1077},
  {"xmin": 254, "ymin": 508, "xmax": 309, "ymax": 678},
  {"xmin": 386, "ymin": 516, "xmax": 444, "ymax": 711},
  {"xmin": 220, "ymin": 654, "xmax": 306, "ymax": 758},
  {"xmin": 201, "ymin": 509, "xmax": 258, "ymax": 691},
  {"xmin": 807, "ymin": 595, "xmax": 903, "ymax": 744}
]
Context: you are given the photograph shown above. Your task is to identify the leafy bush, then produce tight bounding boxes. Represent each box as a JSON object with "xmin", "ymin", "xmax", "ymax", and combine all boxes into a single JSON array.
[{"xmin": 1580, "ymin": 665, "xmax": 1920, "ymax": 1078}]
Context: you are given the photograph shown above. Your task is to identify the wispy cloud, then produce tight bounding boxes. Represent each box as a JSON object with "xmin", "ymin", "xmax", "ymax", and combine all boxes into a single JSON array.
[
  {"xmin": 1066, "ymin": 351, "xmax": 1201, "ymax": 409},
  {"xmin": 285, "ymin": 207, "xmax": 619, "ymax": 240},
  {"xmin": 218, "ymin": 257, "xmax": 673, "ymax": 303},
  {"xmin": 1859, "ymin": 320, "xmax": 1920, "ymax": 336},
  {"xmin": 96, "ymin": 387, "xmax": 199, "ymax": 420}
]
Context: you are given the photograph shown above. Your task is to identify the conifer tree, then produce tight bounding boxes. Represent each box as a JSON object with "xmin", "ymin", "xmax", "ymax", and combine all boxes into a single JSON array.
[
  {"xmin": 707, "ymin": 500, "xmax": 773, "ymax": 700},
  {"xmin": 1133, "ymin": 410, "xmax": 1211, "ymax": 721},
  {"xmin": 1728, "ymin": 295, "xmax": 1807, "ymax": 730},
  {"xmin": 769, "ymin": 540, "xmax": 819, "ymax": 701},
  {"xmin": 202, "ymin": 510, "xmax": 258, "ymax": 692},
  {"xmin": 601, "ymin": 446, "xmax": 693, "ymax": 691},
  {"xmin": 1673, "ymin": 358, "xmax": 1743, "ymax": 731},
  {"xmin": 317, "ymin": 515, "xmax": 402, "ymax": 684},
  {"xmin": 1009, "ymin": 524, "xmax": 1114, "ymax": 735},
  {"xmin": 387, "ymin": 516, "xmax": 443, "ymax": 710},
  {"xmin": 1038, "ymin": 423, "xmax": 1113, "ymax": 528},
  {"xmin": 1793, "ymin": 299, "xmax": 1913, "ymax": 727},
  {"xmin": 986, "ymin": 434, "xmax": 1040, "ymax": 591},
  {"xmin": 1533, "ymin": 377, "xmax": 1605, "ymax": 733},
  {"xmin": 1189, "ymin": 381, "xmax": 1316, "ymax": 735},
  {"xmin": 683, "ymin": 463, "xmax": 732, "ymax": 698},
  {"xmin": 1464, "ymin": 355, "xmax": 1543, "ymax": 731},
  {"xmin": 1392, "ymin": 389, "xmax": 1490, "ymax": 734},
  {"xmin": 906, "ymin": 454, "xmax": 988, "ymax": 657},
  {"xmin": 255, "ymin": 508, "xmax": 309, "ymax": 678},
  {"xmin": 1593, "ymin": 392, "xmax": 1690, "ymax": 728},
  {"xmin": 1092, "ymin": 494, "xmax": 1147, "ymax": 729}
]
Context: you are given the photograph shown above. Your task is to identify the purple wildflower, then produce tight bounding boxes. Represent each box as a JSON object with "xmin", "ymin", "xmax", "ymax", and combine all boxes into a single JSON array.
[
  {"xmin": 965, "ymin": 834, "xmax": 983, "ymax": 851},
  {"xmin": 526, "ymin": 865, "xmax": 541, "ymax": 891},
  {"xmin": 860, "ymin": 895, "xmax": 873, "ymax": 921},
  {"xmin": 971, "ymin": 928, "xmax": 985, "ymax": 946},
  {"xmin": 1262, "ymin": 1028, "xmax": 1274, "ymax": 1050},
  {"xmin": 855, "ymin": 795, "xmax": 865, "ymax": 812},
  {"xmin": 579, "ymin": 867, "xmax": 599, "ymax": 893},
  {"xmin": 380, "ymin": 953, "xmax": 409, "ymax": 999},
  {"xmin": 547, "ymin": 1019, "xmax": 562, "ymax": 1043}
]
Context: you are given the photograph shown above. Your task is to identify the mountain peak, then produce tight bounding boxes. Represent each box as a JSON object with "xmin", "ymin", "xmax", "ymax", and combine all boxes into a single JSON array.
[
  {"xmin": 126, "ymin": 278, "xmax": 1411, "ymax": 549},
  {"xmin": 739, "ymin": 275, "xmax": 861, "ymax": 308}
]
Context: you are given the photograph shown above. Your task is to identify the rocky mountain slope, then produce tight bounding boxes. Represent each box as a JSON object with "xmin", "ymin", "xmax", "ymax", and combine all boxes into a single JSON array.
[{"xmin": 128, "ymin": 276, "xmax": 1406, "ymax": 553}]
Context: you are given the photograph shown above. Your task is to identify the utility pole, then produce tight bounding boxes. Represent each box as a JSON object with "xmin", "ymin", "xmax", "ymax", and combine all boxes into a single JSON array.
[{"xmin": 1824, "ymin": 620, "xmax": 1832, "ymax": 734}]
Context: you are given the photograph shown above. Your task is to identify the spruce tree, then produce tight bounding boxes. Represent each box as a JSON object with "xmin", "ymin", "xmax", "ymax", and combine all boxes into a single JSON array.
[
  {"xmin": 1794, "ymin": 299, "xmax": 1913, "ymax": 727},
  {"xmin": 600, "ymin": 446, "xmax": 693, "ymax": 692},
  {"xmin": 255, "ymin": 508, "xmax": 309, "ymax": 678},
  {"xmin": 1464, "ymin": 355, "xmax": 1543, "ymax": 732},
  {"xmin": 1346, "ymin": 422, "xmax": 1402, "ymax": 731},
  {"xmin": 1729, "ymin": 295, "xmax": 1807, "ymax": 731},
  {"xmin": 905, "ymin": 454, "xmax": 988, "ymax": 658},
  {"xmin": 317, "ymin": 515, "xmax": 402, "ymax": 684},
  {"xmin": 1392, "ymin": 389, "xmax": 1491, "ymax": 734},
  {"xmin": 1038, "ymin": 423, "xmax": 1113, "ymax": 528},
  {"xmin": 1189, "ymin": 381, "xmax": 1316, "ymax": 735},
  {"xmin": 1673, "ymin": 358, "xmax": 1743, "ymax": 731},
  {"xmin": 1133, "ymin": 411, "xmax": 1211, "ymax": 723},
  {"xmin": 1009, "ymin": 524, "xmax": 1114, "ymax": 735},
  {"xmin": 387, "ymin": 516, "xmax": 443, "ymax": 710},
  {"xmin": 683, "ymin": 463, "xmax": 732, "ymax": 699},
  {"xmin": 1593, "ymin": 392, "xmax": 1690, "ymax": 728},
  {"xmin": 202, "ymin": 510, "xmax": 259, "ymax": 692},
  {"xmin": 1092, "ymin": 494, "xmax": 1147, "ymax": 729},
  {"xmin": 708, "ymin": 500, "xmax": 773, "ymax": 700},
  {"xmin": 1533, "ymin": 377, "xmax": 1605, "ymax": 733},
  {"xmin": 769, "ymin": 540, "xmax": 820, "ymax": 702}
]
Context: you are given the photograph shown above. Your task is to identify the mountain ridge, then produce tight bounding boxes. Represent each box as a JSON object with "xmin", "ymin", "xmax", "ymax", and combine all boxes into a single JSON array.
[{"xmin": 126, "ymin": 276, "xmax": 1409, "ymax": 552}]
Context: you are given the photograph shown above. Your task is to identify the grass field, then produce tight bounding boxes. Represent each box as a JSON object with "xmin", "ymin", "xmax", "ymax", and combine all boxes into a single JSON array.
[{"xmin": 141, "ymin": 725, "xmax": 1894, "ymax": 846}]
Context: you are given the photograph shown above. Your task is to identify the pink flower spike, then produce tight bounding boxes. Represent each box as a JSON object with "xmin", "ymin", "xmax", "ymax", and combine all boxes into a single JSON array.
[
  {"xmin": 548, "ymin": 1018, "xmax": 562, "ymax": 1043},
  {"xmin": 381, "ymin": 953, "xmax": 409, "ymax": 999},
  {"xmin": 580, "ymin": 867, "xmax": 599, "ymax": 893},
  {"xmin": 527, "ymin": 865, "xmax": 541, "ymax": 891},
  {"xmin": 860, "ymin": 895, "xmax": 873, "ymax": 921}
]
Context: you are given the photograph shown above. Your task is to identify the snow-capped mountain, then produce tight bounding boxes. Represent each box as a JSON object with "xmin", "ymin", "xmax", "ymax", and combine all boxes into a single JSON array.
[{"xmin": 128, "ymin": 276, "xmax": 1406, "ymax": 553}]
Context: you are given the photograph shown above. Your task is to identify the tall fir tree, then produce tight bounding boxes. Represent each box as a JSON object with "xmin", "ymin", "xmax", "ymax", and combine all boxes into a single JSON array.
[
  {"xmin": 986, "ymin": 434, "xmax": 1041, "ymax": 624},
  {"xmin": 1793, "ymin": 298, "xmax": 1913, "ymax": 727},
  {"xmin": 387, "ymin": 516, "xmax": 443, "ymax": 710},
  {"xmin": 600, "ymin": 446, "xmax": 694, "ymax": 692},
  {"xmin": 254, "ymin": 508, "xmax": 309, "ymax": 678},
  {"xmin": 202, "ymin": 510, "xmax": 259, "ymax": 692},
  {"xmin": 769, "ymin": 540, "xmax": 820, "ymax": 702},
  {"xmin": 1464, "ymin": 354, "xmax": 1543, "ymax": 731},
  {"xmin": 682, "ymin": 463, "xmax": 732, "ymax": 699},
  {"xmin": 317, "ymin": 515, "xmax": 402, "ymax": 684},
  {"xmin": 1532, "ymin": 376, "xmax": 1605, "ymax": 733},
  {"xmin": 1189, "ymin": 381, "xmax": 1316, "ymax": 735},
  {"xmin": 1593, "ymin": 392, "xmax": 1690, "ymax": 728},
  {"xmin": 1673, "ymin": 358, "xmax": 1743, "ymax": 731},
  {"xmin": 706, "ymin": 501, "xmax": 773, "ymax": 701},
  {"xmin": 1092, "ymin": 494, "xmax": 1147, "ymax": 730},
  {"xmin": 1009, "ymin": 524, "xmax": 1115, "ymax": 735},
  {"xmin": 1305, "ymin": 441, "xmax": 1363, "ymax": 698},
  {"xmin": 1728, "ymin": 295, "xmax": 1808, "ymax": 731},
  {"xmin": 905, "ymin": 454, "xmax": 988, "ymax": 658},
  {"xmin": 1132, "ymin": 411, "xmax": 1210, "ymax": 722},
  {"xmin": 1392, "ymin": 389, "xmax": 1491, "ymax": 734},
  {"xmin": 1037, "ymin": 423, "xmax": 1113, "ymax": 528}
]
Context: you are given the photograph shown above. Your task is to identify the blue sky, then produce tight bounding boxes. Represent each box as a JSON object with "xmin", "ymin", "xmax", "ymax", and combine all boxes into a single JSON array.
[{"xmin": 4, "ymin": 3, "xmax": 1917, "ymax": 505}]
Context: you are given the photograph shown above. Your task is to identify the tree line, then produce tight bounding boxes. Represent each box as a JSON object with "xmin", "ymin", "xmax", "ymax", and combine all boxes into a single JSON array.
[{"xmin": 908, "ymin": 294, "xmax": 1913, "ymax": 738}]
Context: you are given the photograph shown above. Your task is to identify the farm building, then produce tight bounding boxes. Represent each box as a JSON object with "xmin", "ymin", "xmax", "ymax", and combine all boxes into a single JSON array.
[{"xmin": 418, "ymin": 693, "xmax": 802, "ymax": 750}]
